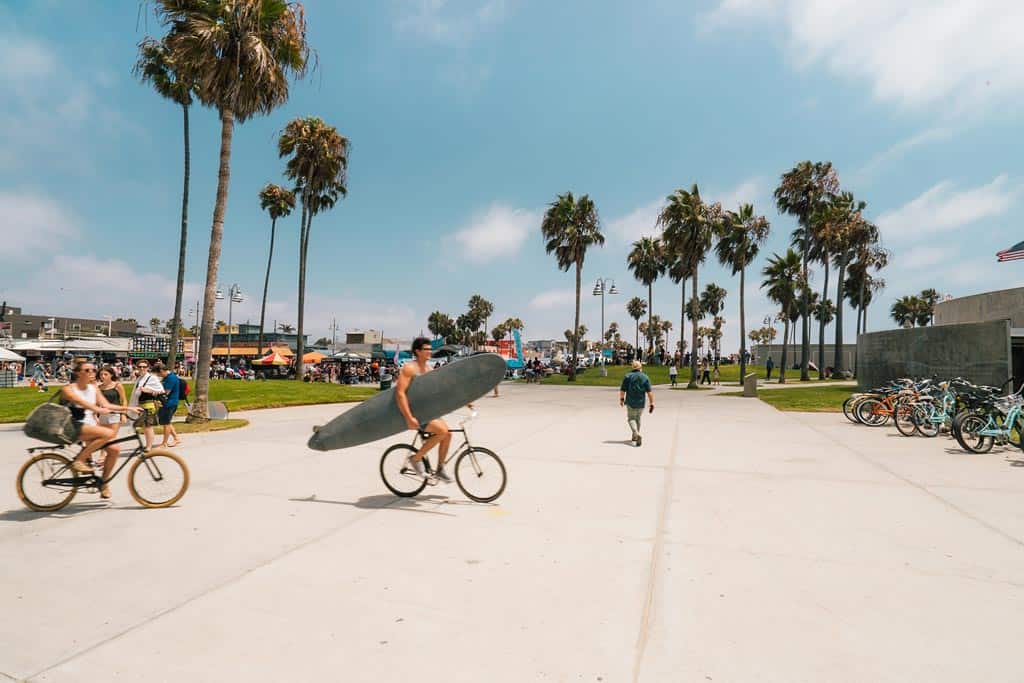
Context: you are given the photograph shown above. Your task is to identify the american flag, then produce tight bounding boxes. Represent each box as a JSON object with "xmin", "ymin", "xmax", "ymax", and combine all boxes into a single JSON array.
[{"xmin": 997, "ymin": 240, "xmax": 1024, "ymax": 262}]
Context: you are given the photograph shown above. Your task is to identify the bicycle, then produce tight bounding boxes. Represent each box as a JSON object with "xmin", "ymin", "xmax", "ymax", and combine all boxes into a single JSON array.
[
  {"xmin": 379, "ymin": 411, "xmax": 507, "ymax": 503},
  {"xmin": 16, "ymin": 415, "xmax": 190, "ymax": 512}
]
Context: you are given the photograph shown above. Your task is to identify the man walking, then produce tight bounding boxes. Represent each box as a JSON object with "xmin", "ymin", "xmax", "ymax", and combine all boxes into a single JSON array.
[
  {"xmin": 766, "ymin": 355, "xmax": 774, "ymax": 381},
  {"xmin": 619, "ymin": 360, "xmax": 654, "ymax": 447}
]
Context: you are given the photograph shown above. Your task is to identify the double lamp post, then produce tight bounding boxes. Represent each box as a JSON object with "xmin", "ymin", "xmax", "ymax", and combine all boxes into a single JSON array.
[
  {"xmin": 216, "ymin": 284, "xmax": 244, "ymax": 369},
  {"xmin": 592, "ymin": 277, "xmax": 618, "ymax": 377}
]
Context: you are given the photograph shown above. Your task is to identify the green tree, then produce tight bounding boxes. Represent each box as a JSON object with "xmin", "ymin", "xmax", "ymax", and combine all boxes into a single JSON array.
[
  {"xmin": 762, "ymin": 249, "xmax": 802, "ymax": 383},
  {"xmin": 659, "ymin": 184, "xmax": 722, "ymax": 387},
  {"xmin": 774, "ymin": 161, "xmax": 840, "ymax": 381},
  {"xmin": 627, "ymin": 236, "xmax": 666, "ymax": 360},
  {"xmin": 159, "ymin": 0, "xmax": 310, "ymax": 418},
  {"xmin": 541, "ymin": 192, "xmax": 604, "ymax": 379},
  {"xmin": 626, "ymin": 296, "xmax": 647, "ymax": 351},
  {"xmin": 919, "ymin": 288, "xmax": 940, "ymax": 325},
  {"xmin": 467, "ymin": 295, "xmax": 494, "ymax": 344},
  {"xmin": 890, "ymin": 296, "xmax": 920, "ymax": 328},
  {"xmin": 134, "ymin": 36, "xmax": 195, "ymax": 370},
  {"xmin": 279, "ymin": 116, "xmax": 349, "ymax": 381},
  {"xmin": 428, "ymin": 311, "xmax": 455, "ymax": 340},
  {"xmin": 716, "ymin": 203, "xmax": 769, "ymax": 381},
  {"xmin": 257, "ymin": 183, "xmax": 296, "ymax": 356}
]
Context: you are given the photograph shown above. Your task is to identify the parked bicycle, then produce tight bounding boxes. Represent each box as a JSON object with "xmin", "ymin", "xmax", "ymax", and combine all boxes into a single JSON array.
[
  {"xmin": 16, "ymin": 415, "xmax": 190, "ymax": 511},
  {"xmin": 379, "ymin": 410, "xmax": 506, "ymax": 503}
]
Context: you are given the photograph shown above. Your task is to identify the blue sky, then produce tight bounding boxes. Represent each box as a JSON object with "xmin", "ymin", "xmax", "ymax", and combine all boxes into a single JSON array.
[{"xmin": 2, "ymin": 0, "xmax": 1022, "ymax": 352}]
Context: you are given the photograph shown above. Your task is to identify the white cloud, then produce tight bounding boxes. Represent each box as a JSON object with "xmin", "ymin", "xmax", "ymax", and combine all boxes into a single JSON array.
[
  {"xmin": 395, "ymin": 0, "xmax": 509, "ymax": 45},
  {"xmin": 853, "ymin": 127, "xmax": 953, "ymax": 182},
  {"xmin": 0, "ymin": 192, "xmax": 79, "ymax": 248},
  {"xmin": 899, "ymin": 246, "xmax": 946, "ymax": 270},
  {"xmin": 701, "ymin": 0, "xmax": 1024, "ymax": 114},
  {"xmin": 529, "ymin": 289, "xmax": 575, "ymax": 310},
  {"xmin": 451, "ymin": 203, "xmax": 537, "ymax": 264},
  {"xmin": 876, "ymin": 175, "xmax": 1020, "ymax": 242},
  {"xmin": 608, "ymin": 197, "xmax": 663, "ymax": 243},
  {"xmin": 715, "ymin": 177, "xmax": 767, "ymax": 211},
  {"xmin": 0, "ymin": 34, "xmax": 58, "ymax": 88}
]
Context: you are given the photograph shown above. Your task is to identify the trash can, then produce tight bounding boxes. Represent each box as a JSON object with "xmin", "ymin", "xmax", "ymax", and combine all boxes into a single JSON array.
[{"xmin": 379, "ymin": 373, "xmax": 392, "ymax": 391}]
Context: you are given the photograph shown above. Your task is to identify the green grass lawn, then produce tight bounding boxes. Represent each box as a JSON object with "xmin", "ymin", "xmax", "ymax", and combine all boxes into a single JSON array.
[
  {"xmin": 0, "ymin": 380, "xmax": 377, "ymax": 423},
  {"xmin": 719, "ymin": 384, "xmax": 854, "ymax": 412},
  {"xmin": 537, "ymin": 362, "xmax": 772, "ymax": 387}
]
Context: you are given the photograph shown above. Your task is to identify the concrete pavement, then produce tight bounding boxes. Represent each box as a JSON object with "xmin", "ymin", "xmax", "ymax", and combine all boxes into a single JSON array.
[{"xmin": 2, "ymin": 383, "xmax": 1023, "ymax": 682}]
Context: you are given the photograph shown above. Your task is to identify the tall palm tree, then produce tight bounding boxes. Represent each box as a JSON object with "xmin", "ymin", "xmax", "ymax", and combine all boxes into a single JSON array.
[
  {"xmin": 541, "ymin": 192, "xmax": 604, "ymax": 379},
  {"xmin": 468, "ymin": 295, "xmax": 494, "ymax": 345},
  {"xmin": 762, "ymin": 249, "xmax": 802, "ymax": 383},
  {"xmin": 699, "ymin": 283, "xmax": 727, "ymax": 359},
  {"xmin": 159, "ymin": 0, "xmax": 310, "ymax": 419},
  {"xmin": 626, "ymin": 296, "xmax": 647, "ymax": 352},
  {"xmin": 658, "ymin": 184, "xmax": 722, "ymax": 388},
  {"xmin": 279, "ymin": 116, "xmax": 349, "ymax": 380},
  {"xmin": 666, "ymin": 248, "xmax": 692, "ymax": 367},
  {"xmin": 716, "ymin": 204, "xmax": 769, "ymax": 382},
  {"xmin": 427, "ymin": 311, "xmax": 454, "ymax": 340},
  {"xmin": 134, "ymin": 36, "xmax": 195, "ymax": 370},
  {"xmin": 774, "ymin": 161, "xmax": 840, "ymax": 381},
  {"xmin": 256, "ymin": 183, "xmax": 295, "ymax": 356},
  {"xmin": 919, "ymin": 288, "xmax": 940, "ymax": 325},
  {"xmin": 834, "ymin": 211, "xmax": 881, "ymax": 374},
  {"xmin": 627, "ymin": 236, "xmax": 666, "ymax": 361}
]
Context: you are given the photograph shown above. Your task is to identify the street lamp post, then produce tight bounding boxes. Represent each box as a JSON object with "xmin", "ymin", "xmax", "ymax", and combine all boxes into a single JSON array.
[
  {"xmin": 217, "ymin": 284, "xmax": 244, "ymax": 370},
  {"xmin": 592, "ymin": 278, "xmax": 619, "ymax": 377}
]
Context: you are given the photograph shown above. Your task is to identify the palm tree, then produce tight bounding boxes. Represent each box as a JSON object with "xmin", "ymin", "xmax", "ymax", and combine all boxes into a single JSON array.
[
  {"xmin": 541, "ymin": 192, "xmax": 604, "ymax": 379},
  {"xmin": 278, "ymin": 323, "xmax": 295, "ymax": 333},
  {"xmin": 666, "ymin": 248, "xmax": 692, "ymax": 368},
  {"xmin": 134, "ymin": 36, "xmax": 195, "ymax": 370},
  {"xmin": 762, "ymin": 249, "xmax": 802, "ymax": 383},
  {"xmin": 821, "ymin": 193, "xmax": 872, "ymax": 376},
  {"xmin": 774, "ymin": 161, "xmax": 840, "ymax": 381},
  {"xmin": 919, "ymin": 288, "xmax": 940, "ymax": 325},
  {"xmin": 890, "ymin": 296, "xmax": 919, "ymax": 328},
  {"xmin": 699, "ymin": 283, "xmax": 727, "ymax": 359},
  {"xmin": 159, "ymin": 0, "xmax": 310, "ymax": 419},
  {"xmin": 491, "ymin": 324, "xmax": 507, "ymax": 343},
  {"xmin": 658, "ymin": 184, "xmax": 722, "ymax": 388},
  {"xmin": 279, "ymin": 116, "xmax": 349, "ymax": 380},
  {"xmin": 626, "ymin": 296, "xmax": 647, "ymax": 352},
  {"xmin": 716, "ymin": 204, "xmax": 769, "ymax": 382},
  {"xmin": 627, "ymin": 236, "xmax": 666, "ymax": 361},
  {"xmin": 468, "ymin": 295, "xmax": 494, "ymax": 345},
  {"xmin": 256, "ymin": 183, "xmax": 295, "ymax": 356}
]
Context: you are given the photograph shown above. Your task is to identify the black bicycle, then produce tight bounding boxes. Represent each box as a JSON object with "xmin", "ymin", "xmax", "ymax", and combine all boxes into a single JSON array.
[
  {"xmin": 16, "ymin": 420, "xmax": 190, "ymax": 511},
  {"xmin": 379, "ymin": 411, "xmax": 507, "ymax": 503}
]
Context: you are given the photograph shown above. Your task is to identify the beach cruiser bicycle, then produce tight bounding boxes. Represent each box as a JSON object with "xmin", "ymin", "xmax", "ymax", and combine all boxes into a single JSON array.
[
  {"xmin": 16, "ymin": 414, "xmax": 190, "ymax": 511},
  {"xmin": 379, "ymin": 410, "xmax": 507, "ymax": 503}
]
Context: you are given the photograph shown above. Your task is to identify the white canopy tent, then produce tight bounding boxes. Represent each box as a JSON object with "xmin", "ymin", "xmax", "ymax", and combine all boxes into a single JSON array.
[{"xmin": 0, "ymin": 347, "xmax": 26, "ymax": 362}]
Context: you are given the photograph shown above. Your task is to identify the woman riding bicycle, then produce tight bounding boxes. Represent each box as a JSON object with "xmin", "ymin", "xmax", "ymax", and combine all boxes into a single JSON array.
[{"xmin": 62, "ymin": 360, "xmax": 133, "ymax": 498}]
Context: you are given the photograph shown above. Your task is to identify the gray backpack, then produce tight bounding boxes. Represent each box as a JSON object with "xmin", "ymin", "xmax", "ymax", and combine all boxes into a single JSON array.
[{"xmin": 23, "ymin": 395, "xmax": 77, "ymax": 445}]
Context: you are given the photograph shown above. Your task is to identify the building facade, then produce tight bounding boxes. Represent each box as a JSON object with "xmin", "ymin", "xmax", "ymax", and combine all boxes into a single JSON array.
[{"xmin": 0, "ymin": 305, "xmax": 138, "ymax": 339}]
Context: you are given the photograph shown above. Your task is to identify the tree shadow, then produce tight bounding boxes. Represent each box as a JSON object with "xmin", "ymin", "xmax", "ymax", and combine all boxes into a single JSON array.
[{"xmin": 288, "ymin": 493, "xmax": 459, "ymax": 516}]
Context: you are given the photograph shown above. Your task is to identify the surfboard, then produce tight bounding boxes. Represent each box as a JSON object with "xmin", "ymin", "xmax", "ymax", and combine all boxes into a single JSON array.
[{"xmin": 307, "ymin": 352, "xmax": 506, "ymax": 451}]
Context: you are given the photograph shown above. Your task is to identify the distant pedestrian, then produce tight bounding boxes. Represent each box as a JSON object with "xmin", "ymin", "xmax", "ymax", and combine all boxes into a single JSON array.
[
  {"xmin": 700, "ymin": 359, "xmax": 711, "ymax": 385},
  {"xmin": 766, "ymin": 356, "xmax": 774, "ymax": 380},
  {"xmin": 712, "ymin": 364, "xmax": 720, "ymax": 386},
  {"xmin": 619, "ymin": 360, "xmax": 654, "ymax": 447},
  {"xmin": 32, "ymin": 362, "xmax": 47, "ymax": 392},
  {"xmin": 668, "ymin": 362, "xmax": 678, "ymax": 387},
  {"xmin": 155, "ymin": 363, "xmax": 182, "ymax": 448}
]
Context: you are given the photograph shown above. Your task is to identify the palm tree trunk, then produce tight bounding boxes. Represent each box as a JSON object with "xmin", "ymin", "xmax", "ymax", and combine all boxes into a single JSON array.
[
  {"xmin": 166, "ymin": 103, "xmax": 190, "ymax": 371},
  {"xmin": 800, "ymin": 226, "xmax": 810, "ymax": 381},
  {"xmin": 833, "ymin": 259, "xmax": 847, "ymax": 375},
  {"xmin": 688, "ymin": 267, "xmax": 699, "ymax": 388},
  {"xmin": 257, "ymin": 216, "xmax": 277, "ymax": 357},
  {"xmin": 779, "ymin": 318, "xmax": 790, "ymax": 384},
  {"xmin": 679, "ymin": 278, "xmax": 686, "ymax": 362},
  {"xmin": 189, "ymin": 108, "xmax": 233, "ymax": 422},
  {"xmin": 738, "ymin": 267, "xmax": 747, "ymax": 383},
  {"xmin": 647, "ymin": 283, "xmax": 653, "ymax": 363},
  {"xmin": 570, "ymin": 260, "xmax": 581, "ymax": 381},
  {"xmin": 634, "ymin": 317, "xmax": 639, "ymax": 352},
  {"xmin": 818, "ymin": 258, "xmax": 828, "ymax": 379},
  {"xmin": 295, "ymin": 200, "xmax": 311, "ymax": 381}
]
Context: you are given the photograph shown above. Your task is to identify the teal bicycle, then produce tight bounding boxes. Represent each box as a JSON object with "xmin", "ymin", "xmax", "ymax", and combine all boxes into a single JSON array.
[{"xmin": 953, "ymin": 389, "xmax": 1024, "ymax": 454}]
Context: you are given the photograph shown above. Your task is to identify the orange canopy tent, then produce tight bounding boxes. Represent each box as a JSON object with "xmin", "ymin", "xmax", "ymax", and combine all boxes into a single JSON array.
[
  {"xmin": 253, "ymin": 351, "xmax": 290, "ymax": 366},
  {"xmin": 302, "ymin": 351, "xmax": 326, "ymax": 364}
]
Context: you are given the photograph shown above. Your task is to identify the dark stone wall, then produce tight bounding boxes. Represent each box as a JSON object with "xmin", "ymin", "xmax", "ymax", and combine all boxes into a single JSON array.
[
  {"xmin": 933, "ymin": 287, "xmax": 1024, "ymax": 328},
  {"xmin": 857, "ymin": 320, "xmax": 1011, "ymax": 390}
]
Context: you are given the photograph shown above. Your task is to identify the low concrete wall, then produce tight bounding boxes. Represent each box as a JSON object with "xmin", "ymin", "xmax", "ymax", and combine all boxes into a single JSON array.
[
  {"xmin": 752, "ymin": 344, "xmax": 856, "ymax": 370},
  {"xmin": 934, "ymin": 287, "xmax": 1024, "ymax": 327},
  {"xmin": 857, "ymin": 320, "xmax": 1011, "ymax": 390}
]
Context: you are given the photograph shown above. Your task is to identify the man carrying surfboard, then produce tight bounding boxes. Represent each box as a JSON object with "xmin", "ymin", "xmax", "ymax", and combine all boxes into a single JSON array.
[{"xmin": 396, "ymin": 337, "xmax": 456, "ymax": 484}]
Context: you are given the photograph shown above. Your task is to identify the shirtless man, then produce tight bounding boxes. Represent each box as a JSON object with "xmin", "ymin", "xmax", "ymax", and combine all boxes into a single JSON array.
[{"xmin": 395, "ymin": 337, "xmax": 455, "ymax": 484}]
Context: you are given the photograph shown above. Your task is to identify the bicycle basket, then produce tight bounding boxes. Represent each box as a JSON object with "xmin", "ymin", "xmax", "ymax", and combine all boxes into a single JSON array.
[{"xmin": 23, "ymin": 402, "xmax": 77, "ymax": 445}]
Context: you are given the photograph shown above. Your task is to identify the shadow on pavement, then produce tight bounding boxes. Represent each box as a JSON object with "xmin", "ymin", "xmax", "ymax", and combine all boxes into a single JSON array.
[
  {"xmin": 601, "ymin": 439, "xmax": 636, "ymax": 446},
  {"xmin": 0, "ymin": 502, "xmax": 108, "ymax": 522},
  {"xmin": 289, "ymin": 493, "xmax": 457, "ymax": 516}
]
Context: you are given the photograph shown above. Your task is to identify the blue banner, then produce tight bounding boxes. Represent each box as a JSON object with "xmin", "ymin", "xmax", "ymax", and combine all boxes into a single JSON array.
[{"xmin": 512, "ymin": 329, "xmax": 523, "ymax": 362}]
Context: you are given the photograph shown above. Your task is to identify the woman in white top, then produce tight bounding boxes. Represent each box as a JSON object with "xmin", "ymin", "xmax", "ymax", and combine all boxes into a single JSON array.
[{"xmin": 61, "ymin": 361, "xmax": 132, "ymax": 498}]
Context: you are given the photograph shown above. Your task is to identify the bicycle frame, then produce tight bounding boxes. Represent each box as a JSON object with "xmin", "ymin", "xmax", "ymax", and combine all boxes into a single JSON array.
[{"xmin": 27, "ymin": 430, "xmax": 149, "ymax": 490}]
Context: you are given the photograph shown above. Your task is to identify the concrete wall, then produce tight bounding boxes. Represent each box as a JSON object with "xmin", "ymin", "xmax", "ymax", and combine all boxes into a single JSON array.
[
  {"xmin": 934, "ymin": 287, "xmax": 1024, "ymax": 327},
  {"xmin": 752, "ymin": 344, "xmax": 857, "ymax": 370},
  {"xmin": 857, "ymin": 320, "xmax": 1011, "ymax": 390}
]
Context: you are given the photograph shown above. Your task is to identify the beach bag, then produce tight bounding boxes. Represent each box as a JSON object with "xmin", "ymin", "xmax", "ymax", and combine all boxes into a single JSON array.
[{"xmin": 23, "ymin": 395, "xmax": 77, "ymax": 445}]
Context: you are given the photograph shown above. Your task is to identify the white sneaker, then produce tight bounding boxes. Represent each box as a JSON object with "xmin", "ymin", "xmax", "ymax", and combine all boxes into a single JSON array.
[
  {"xmin": 435, "ymin": 468, "xmax": 454, "ymax": 484},
  {"xmin": 410, "ymin": 459, "xmax": 429, "ymax": 480}
]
